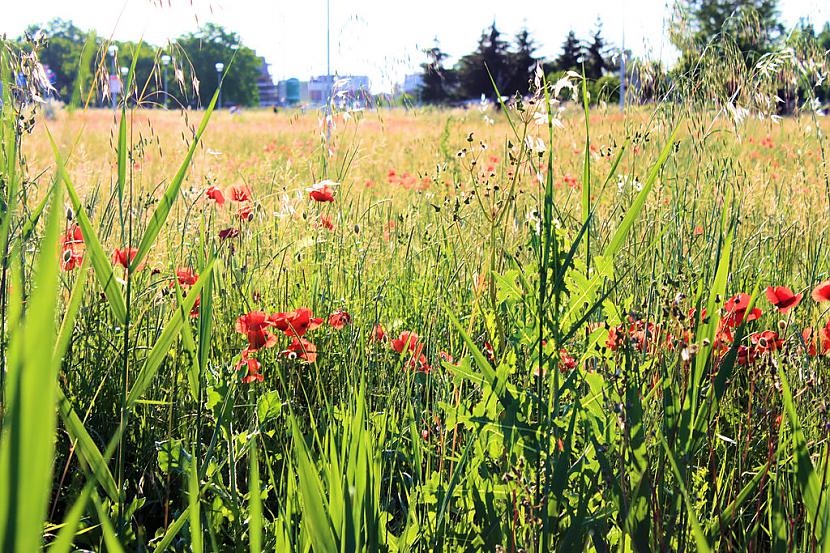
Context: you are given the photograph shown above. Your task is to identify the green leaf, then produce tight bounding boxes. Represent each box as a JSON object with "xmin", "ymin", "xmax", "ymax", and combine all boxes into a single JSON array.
[
  {"xmin": 56, "ymin": 388, "xmax": 119, "ymax": 502},
  {"xmin": 189, "ymin": 456, "xmax": 202, "ymax": 553},
  {"xmin": 47, "ymin": 129, "xmax": 128, "ymax": 324},
  {"xmin": 292, "ymin": 419, "xmax": 337, "ymax": 553},
  {"xmin": 130, "ymin": 88, "xmax": 219, "ymax": 272},
  {"xmin": 603, "ymin": 122, "xmax": 681, "ymax": 258},
  {"xmin": 249, "ymin": 441, "xmax": 263, "ymax": 553},
  {"xmin": 127, "ymin": 257, "xmax": 215, "ymax": 408},
  {"xmin": 92, "ymin": 494, "xmax": 126, "ymax": 553},
  {"xmin": 0, "ymin": 182, "xmax": 63, "ymax": 551}
]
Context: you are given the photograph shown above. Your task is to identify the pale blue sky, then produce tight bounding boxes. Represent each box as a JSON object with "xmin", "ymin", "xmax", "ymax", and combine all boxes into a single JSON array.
[{"xmin": 2, "ymin": 0, "xmax": 828, "ymax": 92}]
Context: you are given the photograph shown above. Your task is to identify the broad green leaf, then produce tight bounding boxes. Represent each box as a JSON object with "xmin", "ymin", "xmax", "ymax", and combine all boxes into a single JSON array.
[
  {"xmin": 0, "ymin": 182, "xmax": 63, "ymax": 551},
  {"xmin": 47, "ymin": 129, "xmax": 128, "ymax": 324}
]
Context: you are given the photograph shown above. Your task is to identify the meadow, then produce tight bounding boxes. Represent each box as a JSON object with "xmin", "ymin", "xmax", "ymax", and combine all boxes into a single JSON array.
[{"xmin": 2, "ymin": 65, "xmax": 830, "ymax": 552}]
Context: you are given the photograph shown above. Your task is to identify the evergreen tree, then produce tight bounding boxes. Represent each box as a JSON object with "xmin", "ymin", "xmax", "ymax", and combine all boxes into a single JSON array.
[
  {"xmin": 584, "ymin": 19, "xmax": 610, "ymax": 80},
  {"xmin": 456, "ymin": 22, "xmax": 512, "ymax": 100},
  {"xmin": 505, "ymin": 28, "xmax": 538, "ymax": 96},
  {"xmin": 555, "ymin": 31, "xmax": 583, "ymax": 72},
  {"xmin": 419, "ymin": 40, "xmax": 456, "ymax": 103}
]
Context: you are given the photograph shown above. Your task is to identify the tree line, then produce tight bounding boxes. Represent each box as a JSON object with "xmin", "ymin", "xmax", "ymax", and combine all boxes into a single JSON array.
[
  {"xmin": 418, "ymin": 0, "xmax": 830, "ymax": 108},
  {"xmin": 418, "ymin": 20, "xmax": 619, "ymax": 105},
  {"xmin": 16, "ymin": 19, "xmax": 262, "ymax": 108}
]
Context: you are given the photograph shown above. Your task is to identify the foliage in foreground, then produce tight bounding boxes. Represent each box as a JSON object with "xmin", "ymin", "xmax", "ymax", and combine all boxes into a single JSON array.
[{"xmin": 2, "ymin": 35, "xmax": 830, "ymax": 552}]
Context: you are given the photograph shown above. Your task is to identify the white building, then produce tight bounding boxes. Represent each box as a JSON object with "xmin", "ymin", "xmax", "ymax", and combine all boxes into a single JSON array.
[{"xmin": 308, "ymin": 75, "xmax": 371, "ymax": 106}]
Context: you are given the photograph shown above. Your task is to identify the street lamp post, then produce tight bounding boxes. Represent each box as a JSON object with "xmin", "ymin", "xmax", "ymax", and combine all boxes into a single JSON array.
[
  {"xmin": 108, "ymin": 44, "xmax": 118, "ymax": 109},
  {"xmin": 120, "ymin": 66, "xmax": 129, "ymax": 106},
  {"xmin": 214, "ymin": 62, "xmax": 224, "ymax": 109},
  {"xmin": 161, "ymin": 54, "xmax": 171, "ymax": 109}
]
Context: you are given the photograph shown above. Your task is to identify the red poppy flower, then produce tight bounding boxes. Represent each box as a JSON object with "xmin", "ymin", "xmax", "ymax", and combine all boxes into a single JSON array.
[
  {"xmin": 802, "ymin": 328, "xmax": 818, "ymax": 357},
  {"xmin": 218, "ymin": 227, "xmax": 240, "ymax": 240},
  {"xmin": 270, "ymin": 308, "xmax": 324, "ymax": 338},
  {"xmin": 819, "ymin": 320, "xmax": 830, "ymax": 356},
  {"xmin": 736, "ymin": 345, "xmax": 755, "ymax": 366},
  {"xmin": 439, "ymin": 350, "xmax": 454, "ymax": 364},
  {"xmin": 370, "ymin": 324, "xmax": 386, "ymax": 342},
  {"xmin": 328, "ymin": 310, "xmax": 351, "ymax": 330},
  {"xmin": 765, "ymin": 286, "xmax": 802, "ymax": 313},
  {"xmin": 112, "ymin": 247, "xmax": 142, "ymax": 271},
  {"xmin": 391, "ymin": 331, "xmax": 420, "ymax": 355},
  {"xmin": 175, "ymin": 268, "xmax": 199, "ymax": 287},
  {"xmin": 235, "ymin": 311, "xmax": 277, "ymax": 351},
  {"xmin": 750, "ymin": 330, "xmax": 784, "ymax": 354},
  {"xmin": 62, "ymin": 224, "xmax": 83, "ymax": 247},
  {"xmin": 206, "ymin": 186, "xmax": 225, "ymax": 206},
  {"xmin": 559, "ymin": 349, "xmax": 577, "ymax": 373},
  {"xmin": 483, "ymin": 341, "xmax": 495, "ymax": 362},
  {"xmin": 412, "ymin": 354, "xmax": 431, "ymax": 373},
  {"xmin": 606, "ymin": 325, "xmax": 624, "ymax": 351},
  {"xmin": 237, "ymin": 355, "xmax": 264, "ymax": 383},
  {"xmin": 306, "ymin": 180, "xmax": 337, "ymax": 202},
  {"xmin": 811, "ymin": 280, "xmax": 830, "ymax": 303},
  {"xmin": 190, "ymin": 296, "xmax": 201, "ymax": 318},
  {"xmin": 60, "ymin": 246, "xmax": 84, "ymax": 271},
  {"xmin": 228, "ymin": 184, "xmax": 253, "ymax": 202},
  {"xmin": 722, "ymin": 293, "xmax": 762, "ymax": 327},
  {"xmin": 282, "ymin": 337, "xmax": 317, "ymax": 363},
  {"xmin": 318, "ymin": 214, "xmax": 334, "ymax": 230},
  {"xmin": 237, "ymin": 204, "xmax": 254, "ymax": 222}
]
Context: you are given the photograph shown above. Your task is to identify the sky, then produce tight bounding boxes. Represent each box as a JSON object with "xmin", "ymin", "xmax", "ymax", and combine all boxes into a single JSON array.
[{"xmin": 2, "ymin": 0, "xmax": 829, "ymax": 93}]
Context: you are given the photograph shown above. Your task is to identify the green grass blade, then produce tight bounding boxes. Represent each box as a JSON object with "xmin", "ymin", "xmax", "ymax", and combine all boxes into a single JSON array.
[
  {"xmin": 292, "ymin": 418, "xmax": 337, "ymax": 553},
  {"xmin": 130, "ymin": 88, "xmax": 219, "ymax": 272},
  {"xmin": 56, "ymin": 388, "xmax": 119, "ymax": 502},
  {"xmin": 92, "ymin": 493, "xmax": 126, "ymax": 553},
  {"xmin": 189, "ymin": 456, "xmax": 203, "ymax": 553},
  {"xmin": 249, "ymin": 440, "xmax": 263, "ymax": 553},
  {"xmin": 603, "ymin": 122, "xmax": 681, "ymax": 258},
  {"xmin": 127, "ymin": 257, "xmax": 215, "ymax": 408},
  {"xmin": 0, "ymin": 182, "xmax": 63, "ymax": 551},
  {"xmin": 778, "ymin": 362, "xmax": 828, "ymax": 539},
  {"xmin": 47, "ymin": 129, "xmax": 127, "ymax": 324},
  {"xmin": 47, "ymin": 482, "xmax": 94, "ymax": 553}
]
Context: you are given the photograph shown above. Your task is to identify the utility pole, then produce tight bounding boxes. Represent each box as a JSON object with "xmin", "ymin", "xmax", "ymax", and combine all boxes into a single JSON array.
[
  {"xmin": 325, "ymin": 0, "xmax": 332, "ymax": 148},
  {"xmin": 619, "ymin": 1, "xmax": 625, "ymax": 112},
  {"xmin": 161, "ymin": 54, "xmax": 171, "ymax": 109},
  {"xmin": 108, "ymin": 44, "xmax": 118, "ymax": 110}
]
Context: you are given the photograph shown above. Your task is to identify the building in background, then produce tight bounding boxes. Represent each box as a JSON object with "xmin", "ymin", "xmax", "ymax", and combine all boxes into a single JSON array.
[
  {"xmin": 402, "ymin": 74, "xmax": 423, "ymax": 99},
  {"xmin": 308, "ymin": 75, "xmax": 371, "ymax": 107},
  {"xmin": 256, "ymin": 57, "xmax": 279, "ymax": 107}
]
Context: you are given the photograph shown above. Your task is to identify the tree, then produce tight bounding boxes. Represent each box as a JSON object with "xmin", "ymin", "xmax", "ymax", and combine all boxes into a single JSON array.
[
  {"xmin": 419, "ymin": 41, "xmax": 456, "ymax": 103},
  {"xmin": 555, "ymin": 31, "xmax": 583, "ymax": 73},
  {"xmin": 22, "ymin": 19, "xmax": 87, "ymax": 100},
  {"xmin": 674, "ymin": 0, "xmax": 783, "ymax": 66},
  {"xmin": 456, "ymin": 22, "xmax": 512, "ymax": 100},
  {"xmin": 584, "ymin": 20, "xmax": 611, "ymax": 80},
  {"xmin": 175, "ymin": 23, "xmax": 261, "ymax": 107},
  {"xmin": 505, "ymin": 28, "xmax": 538, "ymax": 97}
]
